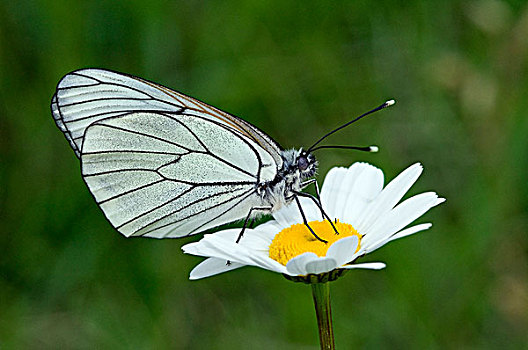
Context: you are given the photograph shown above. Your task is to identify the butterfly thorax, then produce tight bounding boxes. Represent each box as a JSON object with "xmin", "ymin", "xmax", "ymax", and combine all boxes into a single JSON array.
[{"xmin": 257, "ymin": 149, "xmax": 317, "ymax": 211}]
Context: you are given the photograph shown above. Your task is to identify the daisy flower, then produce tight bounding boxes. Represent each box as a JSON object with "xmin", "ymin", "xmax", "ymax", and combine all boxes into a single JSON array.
[{"xmin": 182, "ymin": 162, "xmax": 444, "ymax": 282}]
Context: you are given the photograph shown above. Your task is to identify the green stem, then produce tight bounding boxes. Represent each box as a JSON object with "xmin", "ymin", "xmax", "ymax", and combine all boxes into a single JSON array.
[{"xmin": 311, "ymin": 282, "xmax": 335, "ymax": 350}]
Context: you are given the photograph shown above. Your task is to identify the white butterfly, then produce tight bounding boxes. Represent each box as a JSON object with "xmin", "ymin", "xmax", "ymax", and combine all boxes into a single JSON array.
[{"xmin": 52, "ymin": 69, "xmax": 392, "ymax": 240}]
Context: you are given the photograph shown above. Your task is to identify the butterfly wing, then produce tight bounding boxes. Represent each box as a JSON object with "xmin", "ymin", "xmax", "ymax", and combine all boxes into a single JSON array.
[{"xmin": 52, "ymin": 69, "xmax": 283, "ymax": 238}]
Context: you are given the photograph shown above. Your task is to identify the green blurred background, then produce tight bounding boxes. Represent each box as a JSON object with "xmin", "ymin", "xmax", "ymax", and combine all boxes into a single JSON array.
[{"xmin": 1, "ymin": 0, "xmax": 527, "ymax": 348}]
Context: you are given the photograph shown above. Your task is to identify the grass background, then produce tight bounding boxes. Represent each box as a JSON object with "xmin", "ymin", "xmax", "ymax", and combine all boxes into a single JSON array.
[{"xmin": 1, "ymin": 0, "xmax": 527, "ymax": 348}]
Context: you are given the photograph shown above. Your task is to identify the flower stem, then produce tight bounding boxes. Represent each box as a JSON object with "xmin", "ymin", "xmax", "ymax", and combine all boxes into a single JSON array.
[{"xmin": 311, "ymin": 282, "xmax": 335, "ymax": 350}]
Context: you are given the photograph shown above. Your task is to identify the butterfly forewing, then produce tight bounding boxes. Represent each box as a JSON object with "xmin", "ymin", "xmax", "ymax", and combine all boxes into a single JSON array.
[{"xmin": 52, "ymin": 69, "xmax": 283, "ymax": 164}]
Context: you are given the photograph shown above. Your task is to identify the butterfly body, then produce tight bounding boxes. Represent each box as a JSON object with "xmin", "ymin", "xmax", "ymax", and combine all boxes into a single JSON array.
[{"xmin": 258, "ymin": 148, "xmax": 317, "ymax": 212}]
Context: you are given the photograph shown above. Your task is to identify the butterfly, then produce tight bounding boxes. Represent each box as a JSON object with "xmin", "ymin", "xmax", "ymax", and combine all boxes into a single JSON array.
[{"xmin": 52, "ymin": 68, "xmax": 393, "ymax": 241}]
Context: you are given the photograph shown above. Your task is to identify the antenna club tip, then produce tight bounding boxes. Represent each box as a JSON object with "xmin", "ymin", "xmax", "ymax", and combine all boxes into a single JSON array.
[
  {"xmin": 369, "ymin": 146, "xmax": 379, "ymax": 153},
  {"xmin": 385, "ymin": 99, "xmax": 396, "ymax": 107}
]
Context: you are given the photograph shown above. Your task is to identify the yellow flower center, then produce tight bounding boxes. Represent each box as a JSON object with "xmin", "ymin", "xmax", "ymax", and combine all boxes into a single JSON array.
[{"xmin": 268, "ymin": 220, "xmax": 361, "ymax": 266}]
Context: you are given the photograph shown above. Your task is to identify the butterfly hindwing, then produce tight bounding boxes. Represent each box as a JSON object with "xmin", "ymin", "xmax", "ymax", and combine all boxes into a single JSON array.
[{"xmin": 80, "ymin": 111, "xmax": 277, "ymax": 238}]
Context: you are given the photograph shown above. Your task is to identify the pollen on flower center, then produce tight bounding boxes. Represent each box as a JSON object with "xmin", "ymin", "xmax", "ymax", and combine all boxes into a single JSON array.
[{"xmin": 268, "ymin": 220, "xmax": 361, "ymax": 266}]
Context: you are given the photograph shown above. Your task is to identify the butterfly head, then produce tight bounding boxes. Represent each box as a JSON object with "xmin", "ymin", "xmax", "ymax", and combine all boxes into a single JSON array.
[
  {"xmin": 295, "ymin": 149, "xmax": 317, "ymax": 180},
  {"xmin": 279, "ymin": 149, "xmax": 317, "ymax": 181}
]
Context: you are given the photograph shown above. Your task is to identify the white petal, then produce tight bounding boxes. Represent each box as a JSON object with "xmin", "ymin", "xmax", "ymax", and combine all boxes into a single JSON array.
[
  {"xmin": 341, "ymin": 163, "xmax": 384, "ymax": 226},
  {"xmin": 364, "ymin": 223, "xmax": 433, "ymax": 253},
  {"xmin": 270, "ymin": 202, "xmax": 299, "ymax": 227},
  {"xmin": 182, "ymin": 241, "xmax": 208, "ymax": 256},
  {"xmin": 285, "ymin": 252, "xmax": 341, "ymax": 275},
  {"xmin": 183, "ymin": 238, "xmax": 243, "ymax": 262},
  {"xmin": 290, "ymin": 197, "xmax": 323, "ymax": 223},
  {"xmin": 272, "ymin": 197, "xmax": 318, "ymax": 227},
  {"xmin": 193, "ymin": 226, "xmax": 272, "ymax": 249},
  {"xmin": 355, "ymin": 163, "xmax": 422, "ymax": 233},
  {"xmin": 304, "ymin": 198, "xmax": 324, "ymax": 222},
  {"xmin": 342, "ymin": 262, "xmax": 386, "ymax": 270},
  {"xmin": 326, "ymin": 236, "xmax": 359, "ymax": 266},
  {"xmin": 252, "ymin": 220, "xmax": 282, "ymax": 236},
  {"xmin": 184, "ymin": 235, "xmax": 286, "ymax": 274},
  {"xmin": 305, "ymin": 257, "xmax": 339, "ymax": 274},
  {"xmin": 239, "ymin": 222, "xmax": 280, "ymax": 250},
  {"xmin": 206, "ymin": 237, "xmax": 286, "ymax": 273},
  {"xmin": 320, "ymin": 167, "xmax": 349, "ymax": 218},
  {"xmin": 189, "ymin": 258, "xmax": 243, "ymax": 280},
  {"xmin": 362, "ymin": 192, "xmax": 440, "ymax": 249},
  {"xmin": 206, "ymin": 228, "xmax": 240, "ymax": 240},
  {"xmin": 285, "ymin": 252, "xmax": 319, "ymax": 275},
  {"xmin": 388, "ymin": 223, "xmax": 432, "ymax": 242}
]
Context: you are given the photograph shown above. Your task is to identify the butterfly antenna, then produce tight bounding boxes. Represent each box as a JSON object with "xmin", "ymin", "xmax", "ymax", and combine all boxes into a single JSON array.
[
  {"xmin": 306, "ymin": 99, "xmax": 395, "ymax": 153},
  {"xmin": 310, "ymin": 145, "xmax": 379, "ymax": 153}
]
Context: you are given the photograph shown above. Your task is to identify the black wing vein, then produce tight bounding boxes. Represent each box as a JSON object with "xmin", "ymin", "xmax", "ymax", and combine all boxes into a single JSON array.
[{"xmin": 137, "ymin": 188, "xmax": 256, "ymax": 237}]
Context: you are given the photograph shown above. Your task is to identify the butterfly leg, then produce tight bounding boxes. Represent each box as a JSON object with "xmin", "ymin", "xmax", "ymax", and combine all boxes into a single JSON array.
[
  {"xmin": 293, "ymin": 195, "xmax": 328, "ymax": 244},
  {"xmin": 315, "ymin": 181, "xmax": 321, "ymax": 199},
  {"xmin": 300, "ymin": 178, "xmax": 320, "ymax": 198},
  {"xmin": 300, "ymin": 178, "xmax": 316, "ymax": 190},
  {"xmin": 300, "ymin": 179, "xmax": 322, "ymax": 219},
  {"xmin": 226, "ymin": 206, "xmax": 271, "ymax": 266},
  {"xmin": 293, "ymin": 191, "xmax": 339, "ymax": 235},
  {"xmin": 235, "ymin": 206, "xmax": 272, "ymax": 243}
]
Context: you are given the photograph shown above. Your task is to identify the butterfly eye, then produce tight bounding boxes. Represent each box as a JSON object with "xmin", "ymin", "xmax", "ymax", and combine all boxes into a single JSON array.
[{"xmin": 298, "ymin": 155, "xmax": 309, "ymax": 171}]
